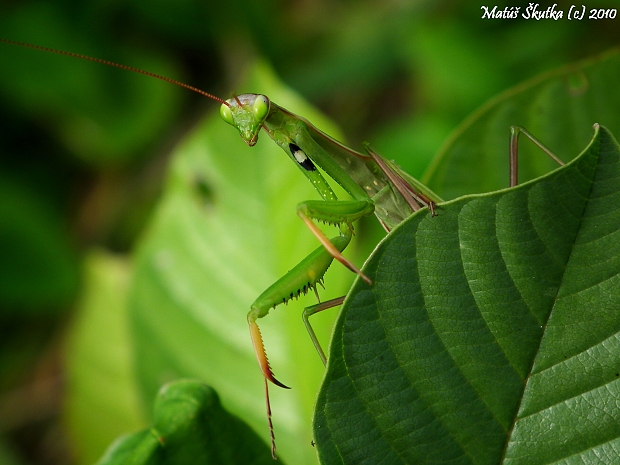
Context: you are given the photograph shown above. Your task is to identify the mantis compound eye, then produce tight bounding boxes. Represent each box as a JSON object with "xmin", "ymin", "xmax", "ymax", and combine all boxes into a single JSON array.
[
  {"xmin": 220, "ymin": 103, "xmax": 234, "ymax": 125},
  {"xmin": 253, "ymin": 95, "xmax": 270, "ymax": 122}
]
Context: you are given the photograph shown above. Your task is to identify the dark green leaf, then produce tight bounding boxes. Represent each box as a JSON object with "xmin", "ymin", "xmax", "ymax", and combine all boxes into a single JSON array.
[{"xmin": 316, "ymin": 126, "xmax": 620, "ymax": 464}]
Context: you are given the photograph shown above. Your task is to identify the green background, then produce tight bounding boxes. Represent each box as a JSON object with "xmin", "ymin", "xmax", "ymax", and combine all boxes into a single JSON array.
[{"xmin": 0, "ymin": 1, "xmax": 619, "ymax": 464}]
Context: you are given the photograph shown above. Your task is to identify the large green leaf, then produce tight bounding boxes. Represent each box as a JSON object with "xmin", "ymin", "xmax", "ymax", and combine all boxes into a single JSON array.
[
  {"xmin": 64, "ymin": 251, "xmax": 145, "ymax": 465},
  {"xmin": 128, "ymin": 62, "xmax": 357, "ymax": 465},
  {"xmin": 315, "ymin": 125, "xmax": 620, "ymax": 464},
  {"xmin": 425, "ymin": 48, "xmax": 620, "ymax": 199},
  {"xmin": 96, "ymin": 380, "xmax": 275, "ymax": 464}
]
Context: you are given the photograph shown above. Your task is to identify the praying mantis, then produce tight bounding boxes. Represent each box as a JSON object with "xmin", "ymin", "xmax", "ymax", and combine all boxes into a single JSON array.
[{"xmin": 1, "ymin": 39, "xmax": 566, "ymax": 460}]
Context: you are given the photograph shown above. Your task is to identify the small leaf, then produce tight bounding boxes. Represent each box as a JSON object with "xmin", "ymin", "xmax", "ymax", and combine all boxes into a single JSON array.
[
  {"xmin": 96, "ymin": 380, "xmax": 276, "ymax": 465},
  {"xmin": 315, "ymin": 126, "xmax": 620, "ymax": 464}
]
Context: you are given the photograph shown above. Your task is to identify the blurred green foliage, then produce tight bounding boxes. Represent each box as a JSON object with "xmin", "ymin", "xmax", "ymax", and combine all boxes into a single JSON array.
[{"xmin": 0, "ymin": 0, "xmax": 618, "ymax": 463}]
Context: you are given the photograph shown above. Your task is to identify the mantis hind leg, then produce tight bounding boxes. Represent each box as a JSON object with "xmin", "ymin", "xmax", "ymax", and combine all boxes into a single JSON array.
[
  {"xmin": 302, "ymin": 296, "xmax": 346, "ymax": 365},
  {"xmin": 509, "ymin": 126, "xmax": 566, "ymax": 187}
]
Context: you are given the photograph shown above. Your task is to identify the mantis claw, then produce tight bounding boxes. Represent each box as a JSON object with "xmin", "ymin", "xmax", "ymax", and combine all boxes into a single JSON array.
[
  {"xmin": 263, "ymin": 379, "xmax": 278, "ymax": 460},
  {"xmin": 248, "ymin": 316, "xmax": 287, "ymax": 459},
  {"xmin": 248, "ymin": 317, "xmax": 290, "ymax": 390}
]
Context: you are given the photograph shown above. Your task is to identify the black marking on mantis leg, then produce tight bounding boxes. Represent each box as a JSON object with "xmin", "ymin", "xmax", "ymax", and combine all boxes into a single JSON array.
[{"xmin": 289, "ymin": 143, "xmax": 316, "ymax": 171}]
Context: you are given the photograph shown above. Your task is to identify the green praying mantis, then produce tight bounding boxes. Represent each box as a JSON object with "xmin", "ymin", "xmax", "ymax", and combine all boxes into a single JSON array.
[{"xmin": 1, "ymin": 39, "xmax": 566, "ymax": 460}]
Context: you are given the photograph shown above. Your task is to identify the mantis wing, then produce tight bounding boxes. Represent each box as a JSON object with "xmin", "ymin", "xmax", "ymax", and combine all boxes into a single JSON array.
[{"xmin": 281, "ymin": 105, "xmax": 442, "ymax": 228}]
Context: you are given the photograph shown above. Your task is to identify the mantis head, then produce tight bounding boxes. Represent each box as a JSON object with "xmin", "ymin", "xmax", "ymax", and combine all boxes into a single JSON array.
[{"xmin": 220, "ymin": 94, "xmax": 271, "ymax": 146}]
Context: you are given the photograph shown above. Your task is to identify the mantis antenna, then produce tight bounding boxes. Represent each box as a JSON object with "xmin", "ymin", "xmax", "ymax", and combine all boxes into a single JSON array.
[{"xmin": 0, "ymin": 38, "xmax": 229, "ymax": 106}]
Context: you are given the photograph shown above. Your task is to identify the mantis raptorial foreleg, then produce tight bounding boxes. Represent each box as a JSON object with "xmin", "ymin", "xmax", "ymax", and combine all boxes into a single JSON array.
[
  {"xmin": 247, "ymin": 228, "xmax": 353, "ymax": 459},
  {"xmin": 248, "ymin": 196, "xmax": 374, "ymax": 390},
  {"xmin": 248, "ymin": 233, "xmax": 350, "ymax": 381}
]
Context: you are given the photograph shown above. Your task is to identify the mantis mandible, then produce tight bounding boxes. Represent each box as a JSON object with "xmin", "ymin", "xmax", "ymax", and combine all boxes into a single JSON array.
[{"xmin": 1, "ymin": 39, "xmax": 566, "ymax": 460}]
